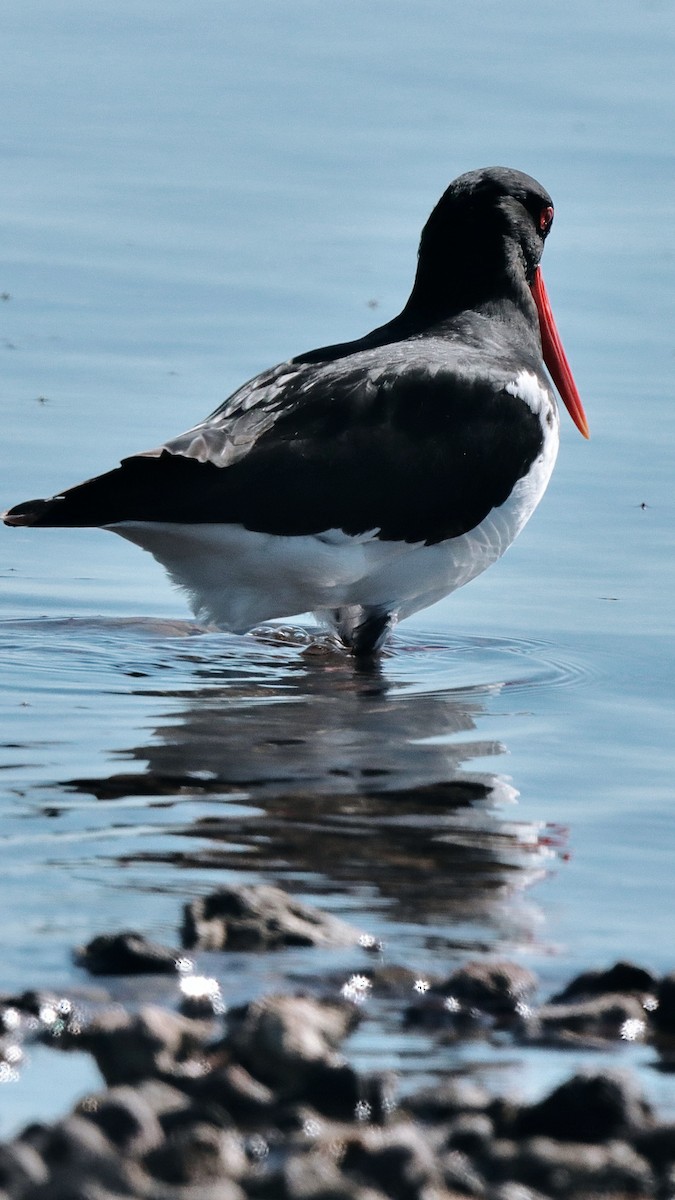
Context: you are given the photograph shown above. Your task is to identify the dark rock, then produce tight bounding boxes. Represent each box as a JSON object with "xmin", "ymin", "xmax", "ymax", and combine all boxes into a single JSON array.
[
  {"xmin": 132, "ymin": 1079, "xmax": 195, "ymax": 1121},
  {"xmin": 303, "ymin": 1062, "xmax": 396, "ymax": 1123},
  {"xmin": 514, "ymin": 1070, "xmax": 654, "ymax": 1143},
  {"xmin": 144, "ymin": 1121, "xmax": 246, "ymax": 1185},
  {"xmin": 499, "ymin": 1136, "xmax": 654, "ymax": 1197},
  {"xmin": 489, "ymin": 1185, "xmax": 552, "ymax": 1200},
  {"xmin": 340, "ymin": 1121, "xmax": 443, "ymax": 1200},
  {"xmin": 0, "ymin": 1142, "xmax": 48, "ymax": 1192},
  {"xmin": 654, "ymin": 971, "xmax": 675, "ymax": 1035},
  {"xmin": 405, "ymin": 1078, "xmax": 492, "ymax": 1122},
  {"xmin": 437, "ymin": 960, "xmax": 538, "ymax": 1018},
  {"xmin": 530, "ymin": 993, "xmax": 647, "ymax": 1044},
  {"xmin": 226, "ymin": 994, "xmax": 359, "ymax": 1092},
  {"xmin": 549, "ymin": 961, "xmax": 657, "ymax": 1004},
  {"xmin": 189, "ymin": 1062, "xmax": 277, "ymax": 1122},
  {"xmin": 182, "ymin": 884, "xmax": 363, "ymax": 951},
  {"xmin": 445, "ymin": 1113, "xmax": 494, "ymax": 1157},
  {"xmin": 634, "ymin": 1122, "xmax": 675, "ymax": 1169},
  {"xmin": 73, "ymin": 1005, "xmax": 212, "ymax": 1085},
  {"xmin": 16, "ymin": 1114, "xmax": 148, "ymax": 1197},
  {"xmin": 442, "ymin": 1147, "xmax": 487, "ymax": 1195},
  {"xmin": 282, "ymin": 1149, "xmax": 365, "ymax": 1199},
  {"xmin": 75, "ymin": 931, "xmax": 181, "ymax": 976},
  {"xmin": 76, "ymin": 1085, "xmax": 164, "ymax": 1155}
]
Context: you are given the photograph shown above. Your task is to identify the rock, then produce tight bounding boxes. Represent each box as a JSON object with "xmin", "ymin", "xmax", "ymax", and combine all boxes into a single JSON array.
[
  {"xmin": 654, "ymin": 971, "xmax": 675, "ymax": 1034},
  {"xmin": 514, "ymin": 1070, "xmax": 654, "ymax": 1143},
  {"xmin": 144, "ymin": 1121, "xmax": 246, "ymax": 1185},
  {"xmin": 436, "ymin": 960, "xmax": 538, "ymax": 1018},
  {"xmin": 16, "ymin": 1114, "xmax": 147, "ymax": 1197},
  {"xmin": 73, "ymin": 1006, "xmax": 212, "ymax": 1085},
  {"xmin": 189, "ymin": 1062, "xmax": 277, "ymax": 1122},
  {"xmin": 549, "ymin": 961, "xmax": 657, "ymax": 1004},
  {"xmin": 226, "ymin": 994, "xmax": 359, "ymax": 1092},
  {"xmin": 340, "ymin": 1121, "xmax": 443, "ymax": 1200},
  {"xmin": 182, "ymin": 884, "xmax": 363, "ymax": 951},
  {"xmin": 499, "ymin": 1137, "xmax": 654, "ymax": 1197},
  {"xmin": 530, "ymin": 993, "xmax": 648, "ymax": 1044},
  {"xmin": 75, "ymin": 931, "xmax": 181, "ymax": 976},
  {"xmin": 489, "ymin": 1185, "xmax": 552, "ymax": 1200},
  {"xmin": 76, "ymin": 1085, "xmax": 164, "ymax": 1155},
  {"xmin": 405, "ymin": 1078, "xmax": 492, "ymax": 1122},
  {"xmin": 635, "ymin": 1122, "xmax": 675, "ymax": 1169},
  {"xmin": 282, "ymin": 1149, "xmax": 361, "ymax": 1199},
  {"xmin": 133, "ymin": 1079, "xmax": 196, "ymax": 1122},
  {"xmin": 0, "ymin": 1142, "xmax": 49, "ymax": 1192},
  {"xmin": 445, "ymin": 1113, "xmax": 494, "ymax": 1157},
  {"xmin": 302, "ymin": 1062, "xmax": 396, "ymax": 1123},
  {"xmin": 442, "ymin": 1147, "xmax": 486, "ymax": 1195}
]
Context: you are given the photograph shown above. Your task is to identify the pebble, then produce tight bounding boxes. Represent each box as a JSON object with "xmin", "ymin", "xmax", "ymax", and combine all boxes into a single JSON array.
[{"xmin": 5, "ymin": 903, "xmax": 675, "ymax": 1200}]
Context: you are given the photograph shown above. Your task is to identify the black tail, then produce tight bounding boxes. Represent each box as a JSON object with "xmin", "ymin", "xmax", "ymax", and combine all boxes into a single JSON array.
[{"xmin": 3, "ymin": 451, "xmax": 242, "ymax": 528}]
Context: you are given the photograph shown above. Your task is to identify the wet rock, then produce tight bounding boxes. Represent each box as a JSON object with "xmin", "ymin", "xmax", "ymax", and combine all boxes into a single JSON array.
[
  {"xmin": 189, "ymin": 1062, "xmax": 277, "ymax": 1123},
  {"xmin": 72, "ymin": 1005, "xmax": 212, "ymax": 1085},
  {"xmin": 489, "ymin": 1136, "xmax": 654, "ymax": 1197},
  {"xmin": 634, "ymin": 1122, "xmax": 675, "ymax": 1170},
  {"xmin": 76, "ymin": 931, "xmax": 181, "ymax": 976},
  {"xmin": 302, "ymin": 1061, "xmax": 396, "ymax": 1123},
  {"xmin": 132, "ymin": 1079, "xmax": 196, "ymax": 1122},
  {"xmin": 340, "ymin": 1120, "xmax": 443, "ymax": 1200},
  {"xmin": 226, "ymin": 994, "xmax": 359, "ymax": 1092},
  {"xmin": 436, "ymin": 960, "xmax": 538, "ymax": 1019},
  {"xmin": 144, "ymin": 1121, "xmax": 246, "ymax": 1185},
  {"xmin": 653, "ymin": 971, "xmax": 675, "ymax": 1035},
  {"xmin": 182, "ymin": 883, "xmax": 363, "ymax": 951},
  {"xmin": 255, "ymin": 1150, "xmax": 389, "ymax": 1200},
  {"xmin": 0, "ymin": 1141, "xmax": 48, "ymax": 1192},
  {"xmin": 405, "ymin": 1078, "xmax": 492, "ymax": 1122},
  {"xmin": 282, "ymin": 1150, "xmax": 365, "ymax": 1199},
  {"xmin": 549, "ymin": 960, "xmax": 657, "ymax": 1004},
  {"xmin": 76, "ymin": 1085, "xmax": 164, "ymax": 1155},
  {"xmin": 444, "ymin": 1112, "xmax": 494, "ymax": 1157},
  {"xmin": 16, "ymin": 1114, "xmax": 146, "ymax": 1197},
  {"xmin": 489, "ymin": 1185, "xmax": 552, "ymax": 1200},
  {"xmin": 529, "ymin": 993, "xmax": 648, "ymax": 1044},
  {"xmin": 442, "ymin": 1147, "xmax": 487, "ymax": 1195},
  {"xmin": 514, "ymin": 1070, "xmax": 654, "ymax": 1143}
]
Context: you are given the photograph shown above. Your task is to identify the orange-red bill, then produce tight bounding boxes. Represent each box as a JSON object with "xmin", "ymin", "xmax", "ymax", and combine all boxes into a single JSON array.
[{"xmin": 531, "ymin": 266, "xmax": 590, "ymax": 439}]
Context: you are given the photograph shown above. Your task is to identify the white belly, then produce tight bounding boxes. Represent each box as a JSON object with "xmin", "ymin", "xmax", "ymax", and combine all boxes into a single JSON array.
[{"xmin": 109, "ymin": 419, "xmax": 558, "ymax": 633}]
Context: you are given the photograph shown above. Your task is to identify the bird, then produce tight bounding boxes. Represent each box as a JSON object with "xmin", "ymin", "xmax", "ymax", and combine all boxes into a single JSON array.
[{"xmin": 3, "ymin": 166, "xmax": 589, "ymax": 657}]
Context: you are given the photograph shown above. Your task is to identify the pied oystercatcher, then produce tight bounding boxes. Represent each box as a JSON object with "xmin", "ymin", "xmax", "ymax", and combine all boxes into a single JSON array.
[{"xmin": 3, "ymin": 167, "xmax": 589, "ymax": 655}]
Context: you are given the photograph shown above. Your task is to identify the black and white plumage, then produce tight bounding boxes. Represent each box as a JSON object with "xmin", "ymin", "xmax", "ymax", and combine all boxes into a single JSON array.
[{"xmin": 3, "ymin": 167, "xmax": 589, "ymax": 655}]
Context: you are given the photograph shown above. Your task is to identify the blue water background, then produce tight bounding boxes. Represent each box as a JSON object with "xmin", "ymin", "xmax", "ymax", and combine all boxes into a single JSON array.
[{"xmin": 1, "ymin": 0, "xmax": 674, "ymax": 1134}]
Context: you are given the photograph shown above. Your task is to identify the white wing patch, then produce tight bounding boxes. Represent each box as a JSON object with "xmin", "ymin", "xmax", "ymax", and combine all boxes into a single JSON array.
[{"xmin": 505, "ymin": 369, "xmax": 550, "ymax": 417}]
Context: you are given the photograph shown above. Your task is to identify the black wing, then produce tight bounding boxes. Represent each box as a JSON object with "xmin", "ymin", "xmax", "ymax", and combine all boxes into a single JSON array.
[{"xmin": 3, "ymin": 341, "xmax": 546, "ymax": 545}]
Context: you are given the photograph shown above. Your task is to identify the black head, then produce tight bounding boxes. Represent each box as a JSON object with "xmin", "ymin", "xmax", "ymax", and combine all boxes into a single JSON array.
[{"xmin": 406, "ymin": 166, "xmax": 555, "ymax": 321}]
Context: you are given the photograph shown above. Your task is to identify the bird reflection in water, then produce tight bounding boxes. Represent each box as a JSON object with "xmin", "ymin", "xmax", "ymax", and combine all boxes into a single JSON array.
[{"xmin": 66, "ymin": 625, "xmax": 562, "ymax": 954}]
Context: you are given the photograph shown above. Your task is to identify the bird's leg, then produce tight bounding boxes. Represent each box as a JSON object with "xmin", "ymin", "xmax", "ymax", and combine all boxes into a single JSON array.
[{"xmin": 331, "ymin": 605, "xmax": 397, "ymax": 657}]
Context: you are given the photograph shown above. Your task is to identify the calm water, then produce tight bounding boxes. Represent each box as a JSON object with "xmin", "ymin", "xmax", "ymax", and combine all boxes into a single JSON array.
[{"xmin": 1, "ymin": 0, "xmax": 674, "ymax": 1137}]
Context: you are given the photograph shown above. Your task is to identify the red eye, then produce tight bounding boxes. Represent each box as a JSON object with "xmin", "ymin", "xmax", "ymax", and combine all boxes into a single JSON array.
[{"xmin": 539, "ymin": 204, "xmax": 554, "ymax": 234}]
